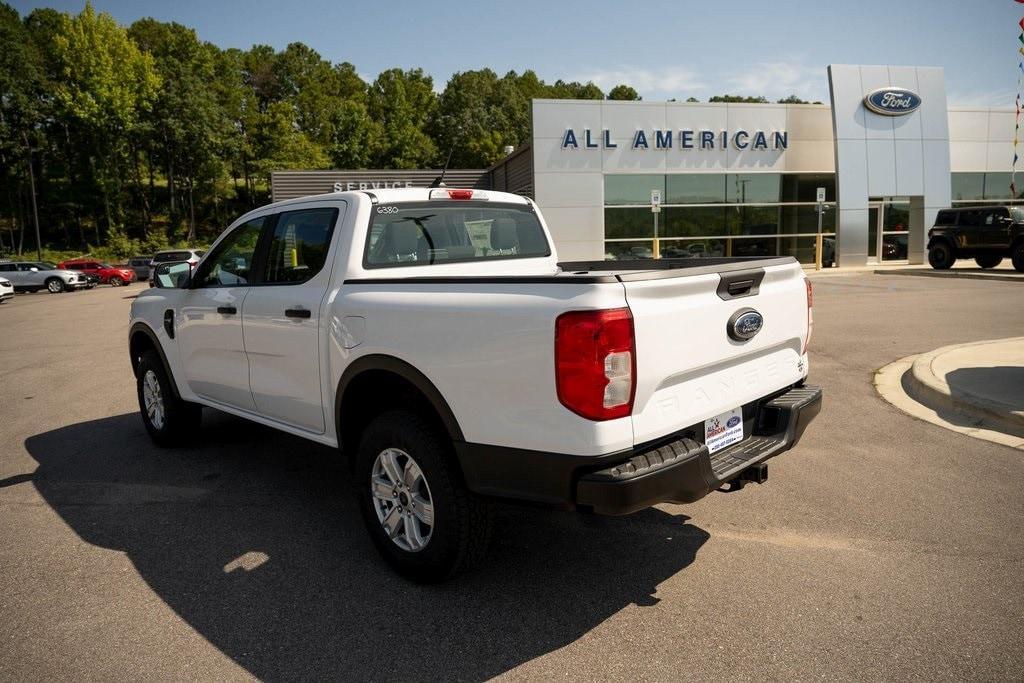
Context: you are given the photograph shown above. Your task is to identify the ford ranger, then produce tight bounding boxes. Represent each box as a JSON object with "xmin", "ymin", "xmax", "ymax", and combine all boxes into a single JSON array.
[{"xmin": 128, "ymin": 188, "xmax": 821, "ymax": 581}]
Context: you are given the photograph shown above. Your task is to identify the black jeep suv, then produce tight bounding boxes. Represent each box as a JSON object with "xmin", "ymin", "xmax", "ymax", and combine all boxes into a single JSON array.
[{"xmin": 928, "ymin": 206, "xmax": 1024, "ymax": 271}]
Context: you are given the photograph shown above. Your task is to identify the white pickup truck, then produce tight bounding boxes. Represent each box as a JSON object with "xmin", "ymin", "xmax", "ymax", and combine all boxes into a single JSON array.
[{"xmin": 129, "ymin": 187, "xmax": 821, "ymax": 581}]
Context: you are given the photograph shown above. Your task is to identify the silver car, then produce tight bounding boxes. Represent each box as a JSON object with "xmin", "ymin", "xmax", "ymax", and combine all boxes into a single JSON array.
[
  {"xmin": 0, "ymin": 261, "xmax": 90, "ymax": 293},
  {"xmin": 0, "ymin": 276, "xmax": 13, "ymax": 303}
]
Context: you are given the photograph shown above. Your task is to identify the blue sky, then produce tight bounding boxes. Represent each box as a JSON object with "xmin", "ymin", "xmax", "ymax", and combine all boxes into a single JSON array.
[{"xmin": 10, "ymin": 0, "xmax": 1021, "ymax": 105}]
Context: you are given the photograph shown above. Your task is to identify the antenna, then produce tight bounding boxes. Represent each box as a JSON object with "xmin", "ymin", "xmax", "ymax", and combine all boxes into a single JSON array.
[{"xmin": 430, "ymin": 145, "xmax": 455, "ymax": 188}]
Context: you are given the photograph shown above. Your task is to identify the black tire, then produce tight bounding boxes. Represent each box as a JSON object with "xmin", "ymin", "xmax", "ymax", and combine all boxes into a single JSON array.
[
  {"xmin": 136, "ymin": 349, "xmax": 201, "ymax": 447},
  {"xmin": 45, "ymin": 277, "xmax": 65, "ymax": 294},
  {"xmin": 355, "ymin": 411, "xmax": 491, "ymax": 582},
  {"xmin": 974, "ymin": 254, "xmax": 1002, "ymax": 269},
  {"xmin": 109, "ymin": 276, "xmax": 124, "ymax": 287},
  {"xmin": 1011, "ymin": 242, "xmax": 1024, "ymax": 273},
  {"xmin": 928, "ymin": 242, "xmax": 954, "ymax": 270}
]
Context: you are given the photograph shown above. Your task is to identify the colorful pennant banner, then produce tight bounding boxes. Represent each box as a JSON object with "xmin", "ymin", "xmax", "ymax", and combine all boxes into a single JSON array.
[{"xmin": 1015, "ymin": 6, "xmax": 1024, "ymax": 199}]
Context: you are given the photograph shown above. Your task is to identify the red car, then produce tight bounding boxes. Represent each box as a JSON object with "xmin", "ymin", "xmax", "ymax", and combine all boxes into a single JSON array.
[{"xmin": 57, "ymin": 258, "xmax": 136, "ymax": 286}]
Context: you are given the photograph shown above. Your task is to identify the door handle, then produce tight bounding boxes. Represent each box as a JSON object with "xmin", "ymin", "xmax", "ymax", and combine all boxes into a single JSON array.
[
  {"xmin": 217, "ymin": 306, "xmax": 237, "ymax": 315},
  {"xmin": 285, "ymin": 308, "xmax": 311, "ymax": 319}
]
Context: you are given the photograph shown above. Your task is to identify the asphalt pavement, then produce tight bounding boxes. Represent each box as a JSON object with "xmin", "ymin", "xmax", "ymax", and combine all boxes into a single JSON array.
[{"xmin": 1, "ymin": 275, "xmax": 1022, "ymax": 681}]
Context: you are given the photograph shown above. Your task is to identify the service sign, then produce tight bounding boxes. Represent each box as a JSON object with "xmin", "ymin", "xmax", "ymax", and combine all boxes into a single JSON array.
[{"xmin": 863, "ymin": 87, "xmax": 921, "ymax": 116}]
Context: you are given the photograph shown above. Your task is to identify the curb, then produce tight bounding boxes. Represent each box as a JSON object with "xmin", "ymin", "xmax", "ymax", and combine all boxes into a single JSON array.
[
  {"xmin": 902, "ymin": 338, "xmax": 1024, "ymax": 439},
  {"xmin": 874, "ymin": 356, "xmax": 1024, "ymax": 451},
  {"xmin": 872, "ymin": 269, "xmax": 1023, "ymax": 283}
]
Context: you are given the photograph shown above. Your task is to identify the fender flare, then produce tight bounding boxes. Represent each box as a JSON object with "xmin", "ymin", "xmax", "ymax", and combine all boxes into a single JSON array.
[
  {"xmin": 128, "ymin": 322, "xmax": 182, "ymax": 400},
  {"xmin": 334, "ymin": 355, "xmax": 464, "ymax": 446},
  {"xmin": 927, "ymin": 235, "xmax": 956, "ymax": 253}
]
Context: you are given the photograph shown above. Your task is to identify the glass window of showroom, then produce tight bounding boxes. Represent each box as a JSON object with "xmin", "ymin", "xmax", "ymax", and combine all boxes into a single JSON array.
[{"xmin": 604, "ymin": 173, "xmax": 837, "ymax": 264}]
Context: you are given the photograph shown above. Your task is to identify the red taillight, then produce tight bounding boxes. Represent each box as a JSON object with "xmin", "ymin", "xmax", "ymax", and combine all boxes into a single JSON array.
[
  {"xmin": 803, "ymin": 278, "xmax": 813, "ymax": 354},
  {"xmin": 447, "ymin": 189, "xmax": 473, "ymax": 200},
  {"xmin": 555, "ymin": 308, "xmax": 636, "ymax": 421}
]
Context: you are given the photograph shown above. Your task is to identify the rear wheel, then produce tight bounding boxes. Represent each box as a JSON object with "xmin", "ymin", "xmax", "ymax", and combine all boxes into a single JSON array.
[
  {"xmin": 928, "ymin": 242, "xmax": 954, "ymax": 270},
  {"xmin": 45, "ymin": 277, "xmax": 64, "ymax": 293},
  {"xmin": 109, "ymin": 276, "xmax": 124, "ymax": 287},
  {"xmin": 1012, "ymin": 242, "xmax": 1024, "ymax": 272},
  {"xmin": 136, "ymin": 350, "xmax": 201, "ymax": 447},
  {"xmin": 355, "ymin": 411, "xmax": 491, "ymax": 582},
  {"xmin": 974, "ymin": 254, "xmax": 1002, "ymax": 269}
]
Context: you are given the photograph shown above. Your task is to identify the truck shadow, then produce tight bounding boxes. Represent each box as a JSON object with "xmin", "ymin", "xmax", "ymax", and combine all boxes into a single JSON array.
[{"xmin": 23, "ymin": 411, "xmax": 708, "ymax": 681}]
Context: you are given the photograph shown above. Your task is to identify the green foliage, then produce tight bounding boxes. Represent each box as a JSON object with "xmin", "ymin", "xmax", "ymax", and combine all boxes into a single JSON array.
[
  {"xmin": 0, "ymin": 2, "xmax": 643, "ymax": 253},
  {"xmin": 607, "ymin": 84, "xmax": 640, "ymax": 101},
  {"xmin": 709, "ymin": 94, "xmax": 769, "ymax": 103}
]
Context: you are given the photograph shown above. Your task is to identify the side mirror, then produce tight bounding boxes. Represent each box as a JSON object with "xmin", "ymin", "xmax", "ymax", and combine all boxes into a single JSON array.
[
  {"xmin": 153, "ymin": 261, "xmax": 192, "ymax": 289},
  {"xmin": 29, "ymin": 267, "xmax": 39, "ymax": 272}
]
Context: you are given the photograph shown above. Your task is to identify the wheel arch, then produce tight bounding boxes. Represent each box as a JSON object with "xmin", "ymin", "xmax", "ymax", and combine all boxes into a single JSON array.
[
  {"xmin": 335, "ymin": 355, "xmax": 464, "ymax": 455},
  {"xmin": 129, "ymin": 322, "xmax": 182, "ymax": 400},
  {"xmin": 927, "ymin": 234, "xmax": 957, "ymax": 252}
]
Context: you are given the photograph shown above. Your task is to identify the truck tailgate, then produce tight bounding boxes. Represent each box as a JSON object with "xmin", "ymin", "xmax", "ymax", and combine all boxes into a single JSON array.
[{"xmin": 623, "ymin": 260, "xmax": 809, "ymax": 445}]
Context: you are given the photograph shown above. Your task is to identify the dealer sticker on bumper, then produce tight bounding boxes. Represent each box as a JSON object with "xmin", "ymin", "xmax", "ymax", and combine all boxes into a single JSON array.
[{"xmin": 705, "ymin": 408, "xmax": 744, "ymax": 454}]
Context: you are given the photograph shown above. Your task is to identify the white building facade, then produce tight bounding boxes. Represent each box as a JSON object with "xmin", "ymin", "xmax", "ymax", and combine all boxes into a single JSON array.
[{"xmin": 530, "ymin": 64, "xmax": 1016, "ymax": 267}]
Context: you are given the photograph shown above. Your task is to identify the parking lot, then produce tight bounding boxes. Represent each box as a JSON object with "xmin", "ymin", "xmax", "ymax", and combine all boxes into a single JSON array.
[{"xmin": 1, "ymin": 275, "xmax": 1022, "ymax": 681}]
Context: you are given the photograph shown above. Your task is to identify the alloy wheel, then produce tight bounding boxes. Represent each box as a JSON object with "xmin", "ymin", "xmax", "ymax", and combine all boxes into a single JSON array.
[
  {"xmin": 142, "ymin": 369, "xmax": 166, "ymax": 430},
  {"xmin": 370, "ymin": 448, "xmax": 434, "ymax": 552}
]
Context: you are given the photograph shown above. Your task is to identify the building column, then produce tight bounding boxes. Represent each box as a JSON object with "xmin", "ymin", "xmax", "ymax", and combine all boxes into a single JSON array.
[
  {"xmin": 837, "ymin": 207, "xmax": 869, "ymax": 266},
  {"xmin": 908, "ymin": 197, "xmax": 926, "ymax": 264}
]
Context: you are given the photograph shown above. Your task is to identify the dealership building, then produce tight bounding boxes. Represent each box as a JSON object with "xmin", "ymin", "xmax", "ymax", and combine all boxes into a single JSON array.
[{"xmin": 272, "ymin": 64, "xmax": 1016, "ymax": 268}]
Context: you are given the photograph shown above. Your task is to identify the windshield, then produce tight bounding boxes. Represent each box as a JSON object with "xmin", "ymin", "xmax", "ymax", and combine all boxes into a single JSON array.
[
  {"xmin": 1011, "ymin": 208, "xmax": 1024, "ymax": 222},
  {"xmin": 364, "ymin": 202, "xmax": 550, "ymax": 268},
  {"xmin": 35, "ymin": 262, "xmax": 57, "ymax": 270}
]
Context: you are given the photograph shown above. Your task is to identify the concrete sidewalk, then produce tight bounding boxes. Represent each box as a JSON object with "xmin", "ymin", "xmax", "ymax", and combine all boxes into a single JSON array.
[
  {"xmin": 875, "ymin": 337, "xmax": 1024, "ymax": 449},
  {"xmin": 806, "ymin": 261, "xmax": 1022, "ymax": 282}
]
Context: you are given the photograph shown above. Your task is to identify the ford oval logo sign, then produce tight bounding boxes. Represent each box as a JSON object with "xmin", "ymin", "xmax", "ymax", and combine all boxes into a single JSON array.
[
  {"xmin": 726, "ymin": 415, "xmax": 741, "ymax": 428},
  {"xmin": 727, "ymin": 309, "xmax": 763, "ymax": 342},
  {"xmin": 864, "ymin": 87, "xmax": 921, "ymax": 116}
]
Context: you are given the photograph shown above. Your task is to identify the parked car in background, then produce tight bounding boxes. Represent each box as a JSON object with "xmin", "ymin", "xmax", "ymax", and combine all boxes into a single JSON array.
[
  {"xmin": 57, "ymin": 258, "xmax": 136, "ymax": 286},
  {"xmin": 79, "ymin": 272, "xmax": 100, "ymax": 289},
  {"xmin": 928, "ymin": 205, "xmax": 1024, "ymax": 271},
  {"xmin": 148, "ymin": 249, "xmax": 204, "ymax": 287},
  {"xmin": 0, "ymin": 276, "xmax": 13, "ymax": 303},
  {"xmin": 127, "ymin": 256, "xmax": 152, "ymax": 281},
  {"xmin": 0, "ymin": 261, "xmax": 90, "ymax": 293}
]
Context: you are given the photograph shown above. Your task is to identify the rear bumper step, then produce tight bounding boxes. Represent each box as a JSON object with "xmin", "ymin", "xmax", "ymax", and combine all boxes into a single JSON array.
[{"xmin": 576, "ymin": 385, "xmax": 822, "ymax": 515}]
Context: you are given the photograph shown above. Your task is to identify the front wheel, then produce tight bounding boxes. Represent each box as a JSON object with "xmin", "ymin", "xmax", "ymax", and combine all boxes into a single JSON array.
[
  {"xmin": 45, "ymin": 277, "xmax": 64, "ymax": 294},
  {"xmin": 136, "ymin": 350, "xmax": 201, "ymax": 447},
  {"xmin": 974, "ymin": 255, "xmax": 1002, "ymax": 269},
  {"xmin": 109, "ymin": 276, "xmax": 124, "ymax": 287},
  {"xmin": 928, "ymin": 243, "xmax": 954, "ymax": 270},
  {"xmin": 355, "ymin": 411, "xmax": 491, "ymax": 582}
]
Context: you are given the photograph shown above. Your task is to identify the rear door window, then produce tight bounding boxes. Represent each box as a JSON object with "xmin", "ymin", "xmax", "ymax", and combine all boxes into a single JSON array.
[{"xmin": 262, "ymin": 208, "xmax": 338, "ymax": 284}]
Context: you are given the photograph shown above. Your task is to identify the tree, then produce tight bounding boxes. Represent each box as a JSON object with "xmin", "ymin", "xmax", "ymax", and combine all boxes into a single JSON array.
[
  {"xmin": 51, "ymin": 3, "xmax": 159, "ymax": 242},
  {"xmin": 368, "ymin": 68, "xmax": 437, "ymax": 168},
  {"xmin": 686, "ymin": 96, "xmax": 699, "ymax": 102},
  {"xmin": 129, "ymin": 18, "xmax": 228, "ymax": 242},
  {"xmin": 0, "ymin": 2, "xmax": 45, "ymax": 256},
  {"xmin": 607, "ymin": 84, "xmax": 640, "ymax": 101},
  {"xmin": 777, "ymin": 94, "xmax": 808, "ymax": 104},
  {"xmin": 708, "ymin": 94, "xmax": 768, "ymax": 103},
  {"xmin": 548, "ymin": 79, "xmax": 603, "ymax": 99}
]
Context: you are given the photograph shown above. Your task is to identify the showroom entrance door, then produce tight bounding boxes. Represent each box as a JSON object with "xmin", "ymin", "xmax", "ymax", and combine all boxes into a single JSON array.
[{"xmin": 867, "ymin": 198, "xmax": 911, "ymax": 263}]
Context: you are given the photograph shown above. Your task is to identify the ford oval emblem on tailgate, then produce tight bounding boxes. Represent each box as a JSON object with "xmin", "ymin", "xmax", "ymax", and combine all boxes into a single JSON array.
[{"xmin": 728, "ymin": 308, "xmax": 763, "ymax": 342}]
